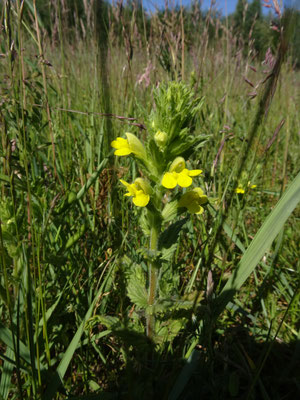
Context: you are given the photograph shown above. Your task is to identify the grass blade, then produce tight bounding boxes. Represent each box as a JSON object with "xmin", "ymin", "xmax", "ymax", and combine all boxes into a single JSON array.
[
  {"xmin": 43, "ymin": 259, "xmax": 116, "ymax": 399},
  {"xmin": 214, "ymin": 171, "xmax": 300, "ymax": 317},
  {"xmin": 0, "ymin": 347, "xmax": 15, "ymax": 399},
  {"xmin": 0, "ymin": 322, "xmax": 45, "ymax": 371},
  {"xmin": 168, "ymin": 350, "xmax": 200, "ymax": 400}
]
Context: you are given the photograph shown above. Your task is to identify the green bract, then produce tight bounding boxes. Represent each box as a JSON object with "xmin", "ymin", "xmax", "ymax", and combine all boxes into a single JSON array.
[{"xmin": 143, "ymin": 82, "xmax": 207, "ymax": 179}]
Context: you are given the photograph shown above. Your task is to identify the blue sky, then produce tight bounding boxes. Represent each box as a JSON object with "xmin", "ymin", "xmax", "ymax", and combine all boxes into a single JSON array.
[
  {"xmin": 142, "ymin": 0, "xmax": 239, "ymax": 15},
  {"xmin": 141, "ymin": 0, "xmax": 299, "ymax": 15}
]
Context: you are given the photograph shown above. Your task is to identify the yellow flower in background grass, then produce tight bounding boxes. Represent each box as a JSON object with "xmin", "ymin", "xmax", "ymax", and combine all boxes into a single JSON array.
[
  {"xmin": 178, "ymin": 188, "xmax": 208, "ymax": 214},
  {"xmin": 111, "ymin": 133, "xmax": 147, "ymax": 159},
  {"xmin": 235, "ymin": 181, "xmax": 257, "ymax": 194},
  {"xmin": 120, "ymin": 178, "xmax": 151, "ymax": 207},
  {"xmin": 162, "ymin": 157, "xmax": 202, "ymax": 189}
]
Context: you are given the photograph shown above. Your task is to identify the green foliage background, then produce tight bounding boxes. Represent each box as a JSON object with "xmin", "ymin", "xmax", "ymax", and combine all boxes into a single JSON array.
[{"xmin": 0, "ymin": 0, "xmax": 299, "ymax": 399}]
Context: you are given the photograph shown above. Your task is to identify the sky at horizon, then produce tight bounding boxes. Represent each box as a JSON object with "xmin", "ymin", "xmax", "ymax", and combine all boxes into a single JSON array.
[
  {"xmin": 140, "ymin": 0, "xmax": 299, "ymax": 15},
  {"xmin": 142, "ymin": 0, "xmax": 239, "ymax": 15}
]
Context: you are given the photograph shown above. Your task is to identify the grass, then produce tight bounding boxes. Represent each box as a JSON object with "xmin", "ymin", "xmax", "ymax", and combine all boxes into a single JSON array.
[{"xmin": 0, "ymin": 1, "xmax": 300, "ymax": 399}]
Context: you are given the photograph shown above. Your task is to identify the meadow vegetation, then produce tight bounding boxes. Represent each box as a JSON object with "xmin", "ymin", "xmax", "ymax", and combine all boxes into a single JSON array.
[{"xmin": 0, "ymin": 0, "xmax": 300, "ymax": 399}]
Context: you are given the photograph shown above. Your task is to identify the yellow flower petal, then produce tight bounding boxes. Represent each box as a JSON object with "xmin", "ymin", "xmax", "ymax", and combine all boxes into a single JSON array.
[
  {"xmin": 235, "ymin": 188, "xmax": 245, "ymax": 194},
  {"xmin": 120, "ymin": 179, "xmax": 130, "ymax": 188},
  {"xmin": 133, "ymin": 192, "xmax": 150, "ymax": 207},
  {"xmin": 162, "ymin": 172, "xmax": 178, "ymax": 189},
  {"xmin": 114, "ymin": 148, "xmax": 132, "ymax": 156},
  {"xmin": 188, "ymin": 169, "xmax": 202, "ymax": 177},
  {"xmin": 111, "ymin": 137, "xmax": 132, "ymax": 156},
  {"xmin": 120, "ymin": 180, "xmax": 136, "ymax": 196},
  {"xmin": 178, "ymin": 188, "xmax": 208, "ymax": 214},
  {"xmin": 111, "ymin": 137, "xmax": 129, "ymax": 149},
  {"xmin": 177, "ymin": 172, "xmax": 192, "ymax": 187},
  {"xmin": 192, "ymin": 187, "xmax": 204, "ymax": 197},
  {"xmin": 163, "ymin": 159, "xmax": 203, "ymax": 189},
  {"xmin": 187, "ymin": 203, "xmax": 204, "ymax": 214},
  {"xmin": 195, "ymin": 206, "xmax": 204, "ymax": 214},
  {"xmin": 120, "ymin": 178, "xmax": 150, "ymax": 207}
]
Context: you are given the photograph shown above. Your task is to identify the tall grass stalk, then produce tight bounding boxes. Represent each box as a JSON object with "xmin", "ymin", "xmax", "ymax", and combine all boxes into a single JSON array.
[{"xmin": 32, "ymin": 0, "xmax": 58, "ymax": 184}]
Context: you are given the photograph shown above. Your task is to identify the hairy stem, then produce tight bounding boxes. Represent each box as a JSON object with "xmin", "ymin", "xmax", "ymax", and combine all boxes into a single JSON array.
[{"xmin": 146, "ymin": 223, "xmax": 160, "ymax": 339}]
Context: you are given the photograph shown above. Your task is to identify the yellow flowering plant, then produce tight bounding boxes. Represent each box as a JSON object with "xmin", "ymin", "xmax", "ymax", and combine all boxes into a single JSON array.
[
  {"xmin": 102, "ymin": 82, "xmax": 210, "ymax": 345},
  {"xmin": 235, "ymin": 181, "xmax": 257, "ymax": 194}
]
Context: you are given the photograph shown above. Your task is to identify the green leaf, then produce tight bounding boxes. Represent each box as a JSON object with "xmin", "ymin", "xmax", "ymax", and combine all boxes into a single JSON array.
[
  {"xmin": 90, "ymin": 316, "xmax": 120, "ymax": 330},
  {"xmin": 127, "ymin": 272, "xmax": 148, "ymax": 309},
  {"xmin": 158, "ymin": 217, "xmax": 188, "ymax": 250},
  {"xmin": 0, "ymin": 323, "xmax": 36, "ymax": 369},
  {"xmin": 63, "ymin": 224, "xmax": 86, "ymax": 251},
  {"xmin": 152, "ymin": 292, "xmax": 204, "ymax": 314},
  {"xmin": 160, "ymin": 243, "xmax": 178, "ymax": 262},
  {"xmin": 162, "ymin": 200, "xmax": 180, "ymax": 222},
  {"xmin": 155, "ymin": 319, "xmax": 184, "ymax": 344}
]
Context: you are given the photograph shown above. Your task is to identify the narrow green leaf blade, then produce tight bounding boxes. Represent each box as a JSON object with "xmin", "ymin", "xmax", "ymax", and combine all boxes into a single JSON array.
[
  {"xmin": 0, "ymin": 347, "xmax": 15, "ymax": 399},
  {"xmin": 168, "ymin": 350, "xmax": 200, "ymax": 400},
  {"xmin": 43, "ymin": 259, "xmax": 116, "ymax": 399}
]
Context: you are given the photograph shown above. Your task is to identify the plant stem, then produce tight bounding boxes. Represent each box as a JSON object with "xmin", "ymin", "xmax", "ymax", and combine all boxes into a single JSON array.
[{"xmin": 146, "ymin": 222, "xmax": 160, "ymax": 339}]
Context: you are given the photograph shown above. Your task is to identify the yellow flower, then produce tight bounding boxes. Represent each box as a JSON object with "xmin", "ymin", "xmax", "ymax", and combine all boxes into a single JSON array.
[
  {"xmin": 111, "ymin": 133, "xmax": 146, "ymax": 159},
  {"xmin": 111, "ymin": 137, "xmax": 131, "ymax": 156},
  {"xmin": 235, "ymin": 181, "xmax": 257, "ymax": 194},
  {"xmin": 120, "ymin": 178, "xmax": 151, "ymax": 207},
  {"xmin": 161, "ymin": 157, "xmax": 202, "ymax": 189},
  {"xmin": 178, "ymin": 188, "xmax": 208, "ymax": 214}
]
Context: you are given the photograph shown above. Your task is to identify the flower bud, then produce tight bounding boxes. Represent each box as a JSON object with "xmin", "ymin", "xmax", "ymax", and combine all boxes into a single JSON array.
[
  {"xmin": 154, "ymin": 130, "xmax": 168, "ymax": 148},
  {"xmin": 169, "ymin": 157, "xmax": 186, "ymax": 173}
]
